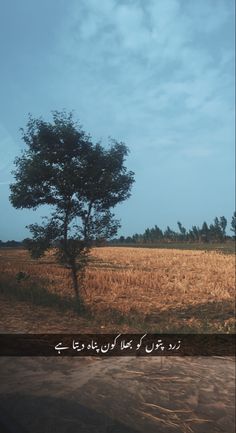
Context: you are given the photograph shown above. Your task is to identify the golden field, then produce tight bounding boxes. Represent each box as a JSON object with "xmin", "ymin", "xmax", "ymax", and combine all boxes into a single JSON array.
[{"xmin": 0, "ymin": 247, "xmax": 235, "ymax": 332}]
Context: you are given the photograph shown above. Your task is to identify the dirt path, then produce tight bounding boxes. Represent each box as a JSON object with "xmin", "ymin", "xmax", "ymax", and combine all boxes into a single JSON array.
[{"xmin": 0, "ymin": 356, "xmax": 234, "ymax": 433}]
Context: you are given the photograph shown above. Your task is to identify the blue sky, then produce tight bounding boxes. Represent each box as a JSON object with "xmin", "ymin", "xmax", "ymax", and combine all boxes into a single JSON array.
[{"xmin": 0, "ymin": 0, "xmax": 235, "ymax": 240}]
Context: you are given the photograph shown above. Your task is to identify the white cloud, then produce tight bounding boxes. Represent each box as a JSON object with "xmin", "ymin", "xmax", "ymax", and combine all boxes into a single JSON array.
[
  {"xmin": 0, "ymin": 0, "xmax": 234, "ymax": 239},
  {"xmin": 53, "ymin": 0, "xmax": 234, "ymax": 162}
]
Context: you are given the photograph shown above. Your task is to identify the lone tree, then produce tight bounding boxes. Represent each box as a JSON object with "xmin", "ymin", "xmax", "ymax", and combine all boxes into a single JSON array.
[{"xmin": 10, "ymin": 111, "xmax": 135, "ymax": 306}]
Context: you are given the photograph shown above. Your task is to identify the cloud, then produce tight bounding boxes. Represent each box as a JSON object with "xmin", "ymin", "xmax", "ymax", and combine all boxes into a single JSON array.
[
  {"xmin": 184, "ymin": 0, "xmax": 232, "ymax": 34},
  {"xmin": 51, "ymin": 0, "xmax": 234, "ymax": 164},
  {"xmin": 0, "ymin": 0, "xmax": 234, "ymax": 239}
]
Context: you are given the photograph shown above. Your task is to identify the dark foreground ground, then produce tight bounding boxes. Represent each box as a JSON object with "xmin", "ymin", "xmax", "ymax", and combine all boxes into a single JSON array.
[{"xmin": 0, "ymin": 356, "xmax": 235, "ymax": 433}]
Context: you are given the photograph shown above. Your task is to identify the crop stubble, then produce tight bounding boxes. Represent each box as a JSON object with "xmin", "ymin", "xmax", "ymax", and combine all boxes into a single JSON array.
[{"xmin": 0, "ymin": 247, "xmax": 234, "ymax": 332}]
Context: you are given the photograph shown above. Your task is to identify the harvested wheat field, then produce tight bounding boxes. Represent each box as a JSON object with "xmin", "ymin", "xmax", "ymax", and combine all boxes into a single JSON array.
[{"xmin": 0, "ymin": 246, "xmax": 235, "ymax": 332}]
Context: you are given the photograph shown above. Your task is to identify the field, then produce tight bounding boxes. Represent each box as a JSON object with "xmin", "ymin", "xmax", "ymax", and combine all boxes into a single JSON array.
[
  {"xmin": 112, "ymin": 241, "xmax": 235, "ymax": 254},
  {"xmin": 0, "ymin": 246, "xmax": 235, "ymax": 333},
  {"xmin": 0, "ymin": 246, "xmax": 235, "ymax": 431}
]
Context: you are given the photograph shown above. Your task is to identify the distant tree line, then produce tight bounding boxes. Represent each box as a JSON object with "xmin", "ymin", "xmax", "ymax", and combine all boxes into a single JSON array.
[
  {"xmin": 0, "ymin": 240, "xmax": 22, "ymax": 247},
  {"xmin": 111, "ymin": 212, "xmax": 236, "ymax": 245},
  {"xmin": 1, "ymin": 212, "xmax": 235, "ymax": 248}
]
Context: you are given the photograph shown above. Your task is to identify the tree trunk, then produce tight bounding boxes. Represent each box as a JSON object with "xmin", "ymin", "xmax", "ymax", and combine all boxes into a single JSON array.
[
  {"xmin": 71, "ymin": 264, "xmax": 79, "ymax": 298},
  {"xmin": 70, "ymin": 263, "xmax": 84, "ymax": 312}
]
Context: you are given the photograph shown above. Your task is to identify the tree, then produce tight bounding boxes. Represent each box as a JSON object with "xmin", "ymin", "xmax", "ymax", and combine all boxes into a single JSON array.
[
  {"xmin": 153, "ymin": 225, "xmax": 163, "ymax": 241},
  {"xmin": 177, "ymin": 221, "xmax": 187, "ymax": 241},
  {"xmin": 201, "ymin": 221, "xmax": 209, "ymax": 242},
  {"xmin": 10, "ymin": 111, "xmax": 135, "ymax": 306},
  {"xmin": 144, "ymin": 228, "xmax": 151, "ymax": 243},
  {"xmin": 230, "ymin": 211, "xmax": 236, "ymax": 238},
  {"xmin": 213, "ymin": 217, "xmax": 223, "ymax": 241},
  {"xmin": 164, "ymin": 226, "xmax": 177, "ymax": 242},
  {"xmin": 219, "ymin": 216, "xmax": 227, "ymax": 241},
  {"xmin": 191, "ymin": 225, "xmax": 200, "ymax": 242}
]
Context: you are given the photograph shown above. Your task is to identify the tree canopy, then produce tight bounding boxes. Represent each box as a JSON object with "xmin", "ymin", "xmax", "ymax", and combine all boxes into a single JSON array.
[{"xmin": 10, "ymin": 111, "xmax": 135, "ymax": 303}]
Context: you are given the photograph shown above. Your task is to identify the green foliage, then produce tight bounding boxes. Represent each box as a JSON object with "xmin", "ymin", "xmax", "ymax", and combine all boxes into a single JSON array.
[
  {"xmin": 220, "ymin": 216, "xmax": 227, "ymax": 236},
  {"xmin": 230, "ymin": 211, "xmax": 236, "ymax": 237},
  {"xmin": 10, "ymin": 110, "xmax": 135, "ymax": 301},
  {"xmin": 24, "ymin": 219, "xmax": 62, "ymax": 258},
  {"xmin": 111, "ymin": 214, "xmax": 233, "ymax": 245},
  {"xmin": 177, "ymin": 221, "xmax": 187, "ymax": 240}
]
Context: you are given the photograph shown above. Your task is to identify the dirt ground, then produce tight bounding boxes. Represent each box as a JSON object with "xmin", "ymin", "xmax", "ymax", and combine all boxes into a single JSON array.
[
  {"xmin": 0, "ymin": 356, "xmax": 235, "ymax": 433},
  {"xmin": 0, "ymin": 295, "xmax": 137, "ymax": 333}
]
